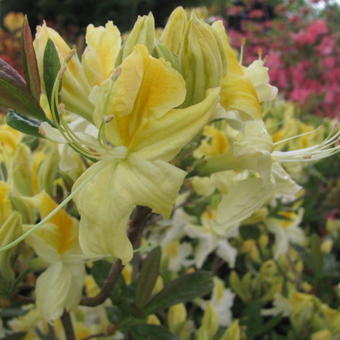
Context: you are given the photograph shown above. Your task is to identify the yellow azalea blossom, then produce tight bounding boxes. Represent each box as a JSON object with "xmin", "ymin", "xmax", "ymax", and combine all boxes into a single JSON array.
[
  {"xmin": 24, "ymin": 192, "xmax": 85, "ymax": 320},
  {"xmin": 23, "ymin": 12, "xmax": 221, "ymax": 266},
  {"xmin": 69, "ymin": 44, "xmax": 219, "ymax": 264}
]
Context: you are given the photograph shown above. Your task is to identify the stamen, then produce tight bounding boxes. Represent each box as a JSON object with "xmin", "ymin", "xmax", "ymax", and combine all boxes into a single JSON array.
[{"xmin": 273, "ymin": 127, "xmax": 321, "ymax": 146}]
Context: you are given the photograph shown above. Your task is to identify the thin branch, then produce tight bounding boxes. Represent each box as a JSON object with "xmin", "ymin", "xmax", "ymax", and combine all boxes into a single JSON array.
[
  {"xmin": 61, "ymin": 311, "xmax": 76, "ymax": 340},
  {"xmin": 80, "ymin": 259, "xmax": 123, "ymax": 306}
]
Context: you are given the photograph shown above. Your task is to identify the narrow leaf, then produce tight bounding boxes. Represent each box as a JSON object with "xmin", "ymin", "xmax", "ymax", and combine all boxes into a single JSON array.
[
  {"xmin": 135, "ymin": 246, "xmax": 161, "ymax": 308},
  {"xmin": 43, "ymin": 39, "xmax": 60, "ymax": 104},
  {"xmin": 143, "ymin": 271, "xmax": 213, "ymax": 315},
  {"xmin": 21, "ymin": 15, "xmax": 41, "ymax": 100},
  {"xmin": 6, "ymin": 110, "xmax": 42, "ymax": 138},
  {"xmin": 129, "ymin": 324, "xmax": 177, "ymax": 340}
]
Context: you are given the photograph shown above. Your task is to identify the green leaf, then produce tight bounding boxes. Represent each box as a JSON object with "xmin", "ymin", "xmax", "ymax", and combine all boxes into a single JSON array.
[
  {"xmin": 106, "ymin": 306, "xmax": 122, "ymax": 324},
  {"xmin": 0, "ymin": 332, "xmax": 27, "ymax": 340},
  {"xmin": 143, "ymin": 271, "xmax": 213, "ymax": 315},
  {"xmin": 91, "ymin": 260, "xmax": 112, "ymax": 287},
  {"xmin": 310, "ymin": 233, "xmax": 323, "ymax": 274},
  {"xmin": 0, "ymin": 59, "xmax": 45, "ymax": 120},
  {"xmin": 21, "ymin": 16, "xmax": 41, "ymax": 100},
  {"xmin": 43, "ymin": 39, "xmax": 60, "ymax": 105},
  {"xmin": 135, "ymin": 246, "xmax": 161, "ymax": 308},
  {"xmin": 6, "ymin": 110, "xmax": 42, "ymax": 138},
  {"xmin": 242, "ymin": 301, "xmax": 262, "ymax": 340},
  {"xmin": 128, "ymin": 324, "xmax": 177, "ymax": 340},
  {"xmin": 240, "ymin": 225, "xmax": 260, "ymax": 240}
]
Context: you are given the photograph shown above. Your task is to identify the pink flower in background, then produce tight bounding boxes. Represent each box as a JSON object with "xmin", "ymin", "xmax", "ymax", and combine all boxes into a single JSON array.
[
  {"xmin": 290, "ymin": 88, "xmax": 312, "ymax": 103},
  {"xmin": 317, "ymin": 36, "xmax": 336, "ymax": 55},
  {"xmin": 322, "ymin": 57, "xmax": 336, "ymax": 68},
  {"xmin": 292, "ymin": 19, "xmax": 328, "ymax": 45},
  {"xmin": 249, "ymin": 9, "xmax": 264, "ymax": 18},
  {"xmin": 308, "ymin": 19, "xmax": 328, "ymax": 36}
]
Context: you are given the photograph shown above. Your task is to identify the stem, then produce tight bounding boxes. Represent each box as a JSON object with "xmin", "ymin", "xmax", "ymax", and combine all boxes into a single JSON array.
[
  {"xmin": 81, "ymin": 259, "xmax": 123, "ymax": 306},
  {"xmin": 61, "ymin": 311, "xmax": 76, "ymax": 340}
]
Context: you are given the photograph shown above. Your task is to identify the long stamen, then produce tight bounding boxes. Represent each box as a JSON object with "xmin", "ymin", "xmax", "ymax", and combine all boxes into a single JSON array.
[
  {"xmin": 272, "ymin": 130, "xmax": 340, "ymax": 162},
  {"xmin": 273, "ymin": 127, "xmax": 322, "ymax": 146}
]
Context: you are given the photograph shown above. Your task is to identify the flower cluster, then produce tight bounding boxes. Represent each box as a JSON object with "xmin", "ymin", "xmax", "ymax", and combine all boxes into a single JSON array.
[{"xmin": 0, "ymin": 6, "xmax": 339, "ymax": 339}]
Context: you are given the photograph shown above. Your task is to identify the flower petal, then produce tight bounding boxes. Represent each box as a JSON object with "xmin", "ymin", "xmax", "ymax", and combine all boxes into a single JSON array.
[
  {"xmin": 36, "ymin": 261, "xmax": 85, "ymax": 320},
  {"xmin": 82, "ymin": 21, "xmax": 121, "ymax": 86},
  {"xmin": 129, "ymin": 87, "xmax": 220, "ymax": 161},
  {"xmin": 73, "ymin": 157, "xmax": 186, "ymax": 263}
]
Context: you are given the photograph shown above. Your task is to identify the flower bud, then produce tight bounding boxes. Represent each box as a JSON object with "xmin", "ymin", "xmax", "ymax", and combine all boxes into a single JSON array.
[
  {"xmin": 160, "ymin": 7, "xmax": 188, "ymax": 55},
  {"xmin": 121, "ymin": 13, "xmax": 155, "ymax": 60},
  {"xmin": 168, "ymin": 303, "xmax": 187, "ymax": 333},
  {"xmin": 37, "ymin": 146, "xmax": 59, "ymax": 196},
  {"xmin": 34, "ymin": 23, "xmax": 93, "ymax": 121},
  {"xmin": 221, "ymin": 320, "xmax": 244, "ymax": 340},
  {"xmin": 181, "ymin": 17, "xmax": 226, "ymax": 106},
  {"xmin": 197, "ymin": 303, "xmax": 219, "ymax": 339},
  {"xmin": 10, "ymin": 143, "xmax": 33, "ymax": 196}
]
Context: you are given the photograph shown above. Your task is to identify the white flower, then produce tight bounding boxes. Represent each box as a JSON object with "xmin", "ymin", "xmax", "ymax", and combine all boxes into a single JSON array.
[{"xmin": 265, "ymin": 209, "xmax": 305, "ymax": 259}]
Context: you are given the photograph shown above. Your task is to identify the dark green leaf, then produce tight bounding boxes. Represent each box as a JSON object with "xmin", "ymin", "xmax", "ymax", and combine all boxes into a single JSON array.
[
  {"xmin": 240, "ymin": 225, "xmax": 261, "ymax": 240},
  {"xmin": 143, "ymin": 271, "xmax": 213, "ymax": 315},
  {"xmin": 43, "ymin": 39, "xmax": 60, "ymax": 106},
  {"xmin": 242, "ymin": 301, "xmax": 262, "ymax": 340},
  {"xmin": 0, "ymin": 59, "xmax": 45, "ymax": 120},
  {"xmin": 91, "ymin": 260, "xmax": 112, "ymax": 287},
  {"xmin": 106, "ymin": 306, "xmax": 122, "ymax": 324},
  {"xmin": 310, "ymin": 234, "xmax": 323, "ymax": 274},
  {"xmin": 21, "ymin": 16, "xmax": 41, "ymax": 100},
  {"xmin": 135, "ymin": 246, "xmax": 161, "ymax": 308},
  {"xmin": 0, "ymin": 332, "xmax": 27, "ymax": 340},
  {"xmin": 129, "ymin": 324, "xmax": 177, "ymax": 340},
  {"xmin": 253, "ymin": 315, "xmax": 282, "ymax": 337},
  {"xmin": 6, "ymin": 110, "xmax": 42, "ymax": 138}
]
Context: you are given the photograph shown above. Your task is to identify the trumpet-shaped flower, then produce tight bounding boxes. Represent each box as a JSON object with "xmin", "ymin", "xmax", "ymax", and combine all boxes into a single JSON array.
[
  {"xmin": 41, "ymin": 41, "xmax": 219, "ymax": 263},
  {"xmin": 24, "ymin": 192, "xmax": 85, "ymax": 320}
]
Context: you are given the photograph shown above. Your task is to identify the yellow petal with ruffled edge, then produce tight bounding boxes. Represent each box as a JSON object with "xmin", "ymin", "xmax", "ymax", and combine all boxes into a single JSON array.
[
  {"xmin": 221, "ymin": 73, "xmax": 262, "ymax": 120},
  {"xmin": 211, "ymin": 21, "xmax": 262, "ymax": 119},
  {"xmin": 92, "ymin": 44, "xmax": 186, "ymax": 146},
  {"xmin": 72, "ymin": 156, "xmax": 186, "ymax": 263},
  {"xmin": 36, "ymin": 261, "xmax": 85, "ymax": 320},
  {"xmin": 82, "ymin": 21, "xmax": 121, "ymax": 86},
  {"xmin": 128, "ymin": 87, "xmax": 220, "ymax": 161},
  {"xmin": 24, "ymin": 193, "xmax": 79, "ymax": 259}
]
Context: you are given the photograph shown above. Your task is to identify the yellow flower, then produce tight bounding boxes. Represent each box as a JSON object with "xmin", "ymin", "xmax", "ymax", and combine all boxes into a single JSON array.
[
  {"xmin": 3, "ymin": 12, "xmax": 25, "ymax": 32},
  {"xmin": 24, "ymin": 192, "xmax": 85, "ymax": 320},
  {"xmin": 71, "ymin": 44, "xmax": 219, "ymax": 264}
]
